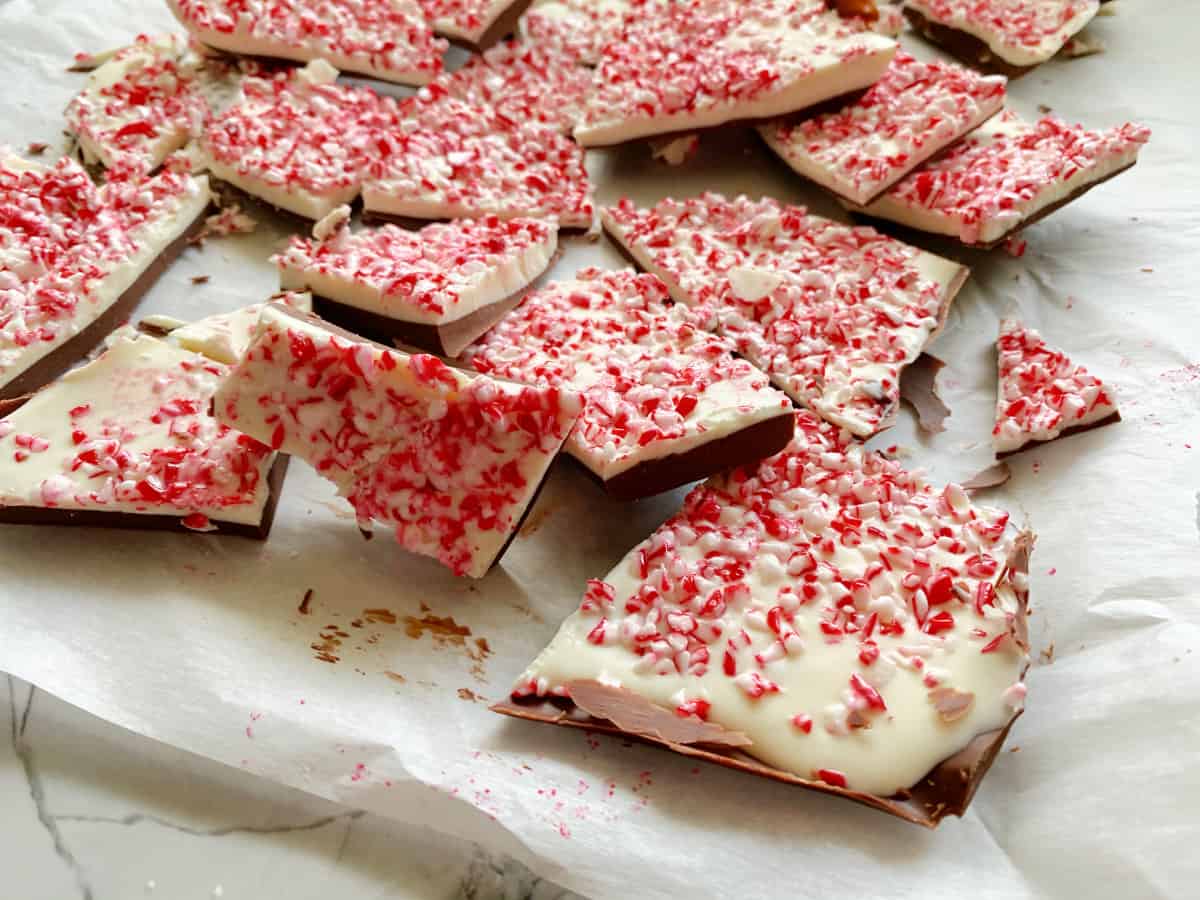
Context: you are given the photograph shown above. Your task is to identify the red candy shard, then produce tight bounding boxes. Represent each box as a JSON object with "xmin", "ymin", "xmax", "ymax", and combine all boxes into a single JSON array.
[{"xmin": 993, "ymin": 319, "xmax": 1118, "ymax": 455}]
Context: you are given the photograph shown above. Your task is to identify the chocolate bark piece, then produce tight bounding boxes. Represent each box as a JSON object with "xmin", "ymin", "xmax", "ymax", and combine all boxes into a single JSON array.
[
  {"xmin": 844, "ymin": 111, "xmax": 1150, "ymax": 248},
  {"xmin": 0, "ymin": 320, "xmax": 291, "ymax": 539},
  {"xmin": 166, "ymin": 0, "xmax": 446, "ymax": 86},
  {"xmin": 598, "ymin": 411, "xmax": 795, "ymax": 501},
  {"xmin": 573, "ymin": 0, "xmax": 897, "ymax": 148},
  {"xmin": 276, "ymin": 216, "xmax": 559, "ymax": 359},
  {"xmin": 0, "ymin": 202, "xmax": 210, "ymax": 402},
  {"xmin": 900, "ymin": 353, "xmax": 951, "ymax": 434},
  {"xmin": 214, "ymin": 302, "xmax": 583, "ymax": 577},
  {"xmin": 494, "ymin": 533, "xmax": 1032, "ymax": 827}
]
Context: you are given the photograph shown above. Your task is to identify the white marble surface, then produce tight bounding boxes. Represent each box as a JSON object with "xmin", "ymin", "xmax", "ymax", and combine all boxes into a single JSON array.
[{"xmin": 3, "ymin": 675, "xmax": 579, "ymax": 899}]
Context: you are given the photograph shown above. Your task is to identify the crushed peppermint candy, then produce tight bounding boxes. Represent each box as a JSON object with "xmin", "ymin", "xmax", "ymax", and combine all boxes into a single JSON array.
[
  {"xmin": 166, "ymin": 0, "xmax": 447, "ymax": 85},
  {"xmin": 200, "ymin": 61, "xmax": 402, "ymax": 220},
  {"xmin": 274, "ymin": 215, "xmax": 557, "ymax": 324},
  {"xmin": 422, "ymin": 40, "xmax": 593, "ymax": 134},
  {"xmin": 213, "ymin": 302, "xmax": 582, "ymax": 577},
  {"xmin": 363, "ymin": 96, "xmax": 595, "ymax": 229},
  {"xmin": 854, "ymin": 110, "xmax": 1151, "ymax": 245},
  {"xmin": 573, "ymin": 0, "xmax": 897, "ymax": 146},
  {"xmin": 760, "ymin": 51, "xmax": 1006, "ymax": 205},
  {"xmin": 511, "ymin": 411, "xmax": 1031, "ymax": 796},
  {"xmin": 466, "ymin": 267, "xmax": 793, "ymax": 488},
  {"xmin": 906, "ymin": 0, "xmax": 1099, "ymax": 68},
  {"xmin": 993, "ymin": 319, "xmax": 1118, "ymax": 454},
  {"xmin": 416, "ymin": 0, "xmax": 528, "ymax": 44},
  {"xmin": 0, "ymin": 329, "xmax": 277, "ymax": 528},
  {"xmin": 0, "ymin": 153, "xmax": 210, "ymax": 392},
  {"xmin": 197, "ymin": 203, "xmax": 258, "ymax": 240},
  {"xmin": 602, "ymin": 193, "xmax": 966, "ymax": 437}
]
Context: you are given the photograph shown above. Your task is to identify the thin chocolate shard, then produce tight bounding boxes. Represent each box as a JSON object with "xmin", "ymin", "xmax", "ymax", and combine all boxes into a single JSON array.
[
  {"xmin": 493, "ymin": 531, "xmax": 1035, "ymax": 827},
  {"xmin": 962, "ymin": 461, "xmax": 1012, "ymax": 493},
  {"xmin": 565, "ymin": 680, "xmax": 753, "ymax": 749},
  {"xmin": 996, "ymin": 410, "xmax": 1121, "ymax": 460},
  {"xmin": 900, "ymin": 353, "xmax": 951, "ymax": 434}
]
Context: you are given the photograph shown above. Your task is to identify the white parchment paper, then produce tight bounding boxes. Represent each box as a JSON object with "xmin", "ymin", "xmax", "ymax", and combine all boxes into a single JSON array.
[{"xmin": 1, "ymin": 2, "xmax": 1197, "ymax": 897}]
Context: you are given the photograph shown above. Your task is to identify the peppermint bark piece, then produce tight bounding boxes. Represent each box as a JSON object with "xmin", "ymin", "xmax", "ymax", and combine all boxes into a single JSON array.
[
  {"xmin": 363, "ymin": 98, "xmax": 595, "ymax": 229},
  {"xmin": 198, "ymin": 60, "xmax": 400, "ymax": 220},
  {"xmin": 0, "ymin": 326, "xmax": 286, "ymax": 538},
  {"xmin": 573, "ymin": 0, "xmax": 897, "ymax": 148},
  {"xmin": 213, "ymin": 302, "xmax": 582, "ymax": 577},
  {"xmin": 602, "ymin": 194, "xmax": 967, "ymax": 438},
  {"xmin": 496, "ymin": 411, "xmax": 1032, "ymax": 825},
  {"xmin": 760, "ymin": 52, "xmax": 1007, "ymax": 205},
  {"xmin": 275, "ymin": 213, "xmax": 558, "ymax": 356},
  {"xmin": 166, "ymin": 0, "xmax": 446, "ymax": 85},
  {"xmin": 848, "ymin": 110, "xmax": 1151, "ymax": 247},
  {"xmin": 0, "ymin": 155, "xmax": 212, "ymax": 400},
  {"xmin": 416, "ymin": 0, "xmax": 535, "ymax": 49},
  {"xmin": 993, "ymin": 319, "xmax": 1118, "ymax": 456},
  {"xmin": 466, "ymin": 268, "xmax": 795, "ymax": 500},
  {"xmin": 65, "ymin": 34, "xmax": 209, "ymax": 174},
  {"xmin": 427, "ymin": 41, "xmax": 593, "ymax": 134},
  {"xmin": 904, "ymin": 0, "xmax": 1099, "ymax": 76}
]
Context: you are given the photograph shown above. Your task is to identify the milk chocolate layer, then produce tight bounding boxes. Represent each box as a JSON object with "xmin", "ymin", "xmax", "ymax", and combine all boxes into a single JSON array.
[
  {"xmin": 493, "ymin": 534, "xmax": 1033, "ymax": 827},
  {"xmin": 0, "ymin": 454, "xmax": 290, "ymax": 540},
  {"xmin": 0, "ymin": 207, "xmax": 209, "ymax": 402},
  {"xmin": 600, "ymin": 410, "xmax": 796, "ymax": 502},
  {"xmin": 996, "ymin": 409, "xmax": 1121, "ymax": 459}
]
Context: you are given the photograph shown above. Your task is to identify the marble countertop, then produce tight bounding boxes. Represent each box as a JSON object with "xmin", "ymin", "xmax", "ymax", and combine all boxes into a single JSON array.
[{"xmin": 4, "ymin": 676, "xmax": 578, "ymax": 900}]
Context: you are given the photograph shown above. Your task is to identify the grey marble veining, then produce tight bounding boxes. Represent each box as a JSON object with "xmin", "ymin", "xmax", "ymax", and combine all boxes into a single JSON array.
[{"xmin": 3, "ymin": 676, "xmax": 581, "ymax": 900}]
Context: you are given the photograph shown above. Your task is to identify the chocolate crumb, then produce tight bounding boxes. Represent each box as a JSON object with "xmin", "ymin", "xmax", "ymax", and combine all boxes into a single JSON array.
[
  {"xmin": 191, "ymin": 275, "xmax": 211, "ymax": 285},
  {"xmin": 1037, "ymin": 104, "xmax": 1052, "ymax": 114},
  {"xmin": 298, "ymin": 589, "xmax": 313, "ymax": 615},
  {"xmin": 458, "ymin": 688, "xmax": 480, "ymax": 702},
  {"xmin": 384, "ymin": 671, "xmax": 407, "ymax": 684},
  {"xmin": 26, "ymin": 142, "xmax": 49, "ymax": 156},
  {"xmin": 1039, "ymin": 642, "xmax": 1056, "ymax": 664}
]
